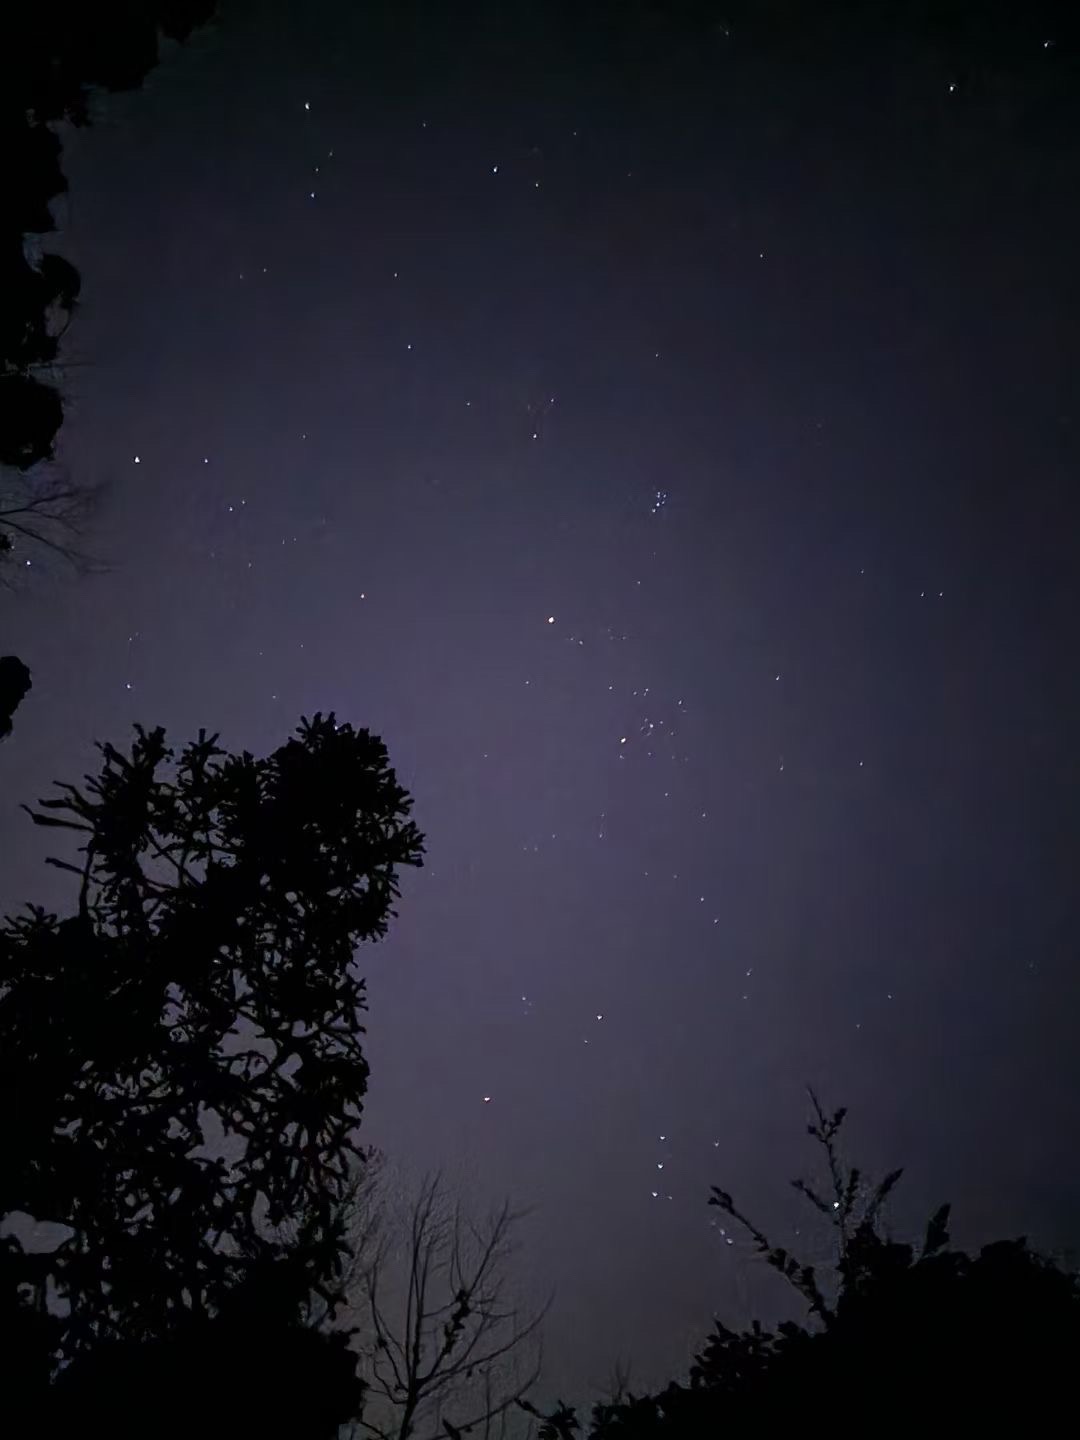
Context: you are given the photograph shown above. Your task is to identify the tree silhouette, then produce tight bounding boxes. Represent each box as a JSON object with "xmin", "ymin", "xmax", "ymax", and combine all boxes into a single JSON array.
[
  {"xmin": 0, "ymin": 0, "xmax": 214, "ymax": 557},
  {"xmin": 0, "ymin": 712, "xmax": 424, "ymax": 1415},
  {"xmin": 325, "ymin": 1169, "xmax": 547, "ymax": 1440},
  {"xmin": 46, "ymin": 1245, "xmax": 365, "ymax": 1440},
  {"xmin": 0, "ymin": 468, "xmax": 104, "ymax": 584},
  {"xmin": 1, "ymin": 2, "xmax": 217, "ymax": 721},
  {"xmin": 0, "ymin": 655, "xmax": 32, "ymax": 739},
  {"xmin": 524, "ymin": 1090, "xmax": 1080, "ymax": 1436}
]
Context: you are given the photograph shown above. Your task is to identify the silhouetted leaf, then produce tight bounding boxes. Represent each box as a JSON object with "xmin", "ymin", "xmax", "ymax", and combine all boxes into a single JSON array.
[{"xmin": 923, "ymin": 1203, "xmax": 952, "ymax": 1257}]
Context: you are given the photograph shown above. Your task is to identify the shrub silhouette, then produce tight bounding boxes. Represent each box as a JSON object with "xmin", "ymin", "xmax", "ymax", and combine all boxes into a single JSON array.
[{"xmin": 523, "ymin": 1093, "xmax": 1080, "ymax": 1436}]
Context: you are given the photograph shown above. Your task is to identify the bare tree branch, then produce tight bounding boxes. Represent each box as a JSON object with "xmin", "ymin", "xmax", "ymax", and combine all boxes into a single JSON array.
[
  {"xmin": 0, "ymin": 462, "xmax": 109, "ymax": 580},
  {"xmin": 326, "ymin": 1168, "xmax": 548, "ymax": 1440}
]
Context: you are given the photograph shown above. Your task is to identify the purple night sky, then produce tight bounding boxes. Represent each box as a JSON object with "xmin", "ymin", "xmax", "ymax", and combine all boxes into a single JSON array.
[{"xmin": 3, "ymin": 0, "xmax": 1079, "ymax": 1405}]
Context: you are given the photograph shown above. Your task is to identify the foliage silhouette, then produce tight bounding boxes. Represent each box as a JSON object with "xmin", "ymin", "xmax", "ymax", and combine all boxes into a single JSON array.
[
  {"xmin": 47, "ymin": 1249, "xmax": 365, "ymax": 1439},
  {"xmin": 0, "ymin": 712, "xmax": 424, "ymax": 1395},
  {"xmin": 523, "ymin": 1089, "xmax": 1080, "ymax": 1435},
  {"xmin": 0, "ymin": 655, "xmax": 32, "ymax": 739},
  {"xmin": 0, "ymin": 1233, "xmax": 62, "ymax": 1434},
  {"xmin": 0, "ymin": 0, "xmax": 214, "ymax": 559}
]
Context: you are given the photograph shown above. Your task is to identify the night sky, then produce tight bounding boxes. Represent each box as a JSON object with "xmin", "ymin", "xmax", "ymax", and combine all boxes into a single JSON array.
[{"xmin": 3, "ymin": 0, "xmax": 1080, "ymax": 1405}]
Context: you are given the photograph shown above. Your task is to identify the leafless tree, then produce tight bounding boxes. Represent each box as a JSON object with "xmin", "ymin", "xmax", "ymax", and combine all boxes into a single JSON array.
[
  {"xmin": 0, "ymin": 462, "xmax": 107, "ymax": 581},
  {"xmin": 330, "ymin": 1169, "xmax": 548, "ymax": 1440}
]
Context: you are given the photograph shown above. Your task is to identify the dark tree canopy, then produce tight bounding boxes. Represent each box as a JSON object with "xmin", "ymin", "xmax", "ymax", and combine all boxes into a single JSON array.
[
  {"xmin": 0, "ymin": 712, "xmax": 424, "ymax": 1373},
  {"xmin": 47, "ymin": 1252, "xmax": 366, "ymax": 1440},
  {"xmin": 577, "ymin": 1225, "xmax": 1080, "ymax": 1433},
  {"xmin": 524, "ymin": 1094, "xmax": 1080, "ymax": 1437},
  {"xmin": 4, "ymin": 2, "xmax": 216, "ymax": 126},
  {"xmin": 0, "ymin": 655, "xmax": 32, "ymax": 739},
  {"xmin": 0, "ymin": 0, "xmax": 214, "ymax": 489}
]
